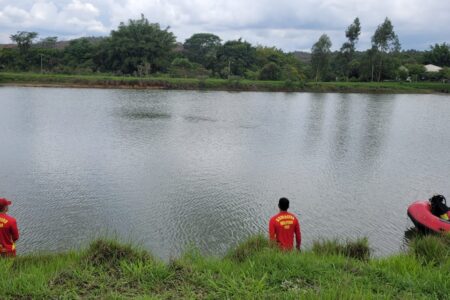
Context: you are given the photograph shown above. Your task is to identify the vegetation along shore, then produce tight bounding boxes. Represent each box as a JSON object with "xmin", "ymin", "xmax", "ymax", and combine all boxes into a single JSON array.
[
  {"xmin": 1, "ymin": 234, "xmax": 450, "ymax": 299},
  {"xmin": 1, "ymin": 16, "xmax": 449, "ymax": 88},
  {"xmin": 1, "ymin": 72, "xmax": 449, "ymax": 94}
]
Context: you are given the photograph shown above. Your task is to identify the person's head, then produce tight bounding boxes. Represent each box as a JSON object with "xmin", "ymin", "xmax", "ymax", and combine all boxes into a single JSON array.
[
  {"xmin": 0, "ymin": 198, "xmax": 12, "ymax": 213},
  {"xmin": 278, "ymin": 197, "xmax": 289, "ymax": 211},
  {"xmin": 429, "ymin": 194, "xmax": 446, "ymax": 205}
]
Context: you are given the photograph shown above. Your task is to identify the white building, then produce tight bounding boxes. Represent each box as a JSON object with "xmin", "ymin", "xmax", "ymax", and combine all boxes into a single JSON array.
[{"xmin": 424, "ymin": 64, "xmax": 442, "ymax": 72}]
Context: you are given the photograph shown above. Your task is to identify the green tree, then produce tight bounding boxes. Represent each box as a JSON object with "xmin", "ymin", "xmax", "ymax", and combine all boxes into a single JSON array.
[
  {"xmin": 183, "ymin": 33, "xmax": 221, "ymax": 71},
  {"xmin": 170, "ymin": 57, "xmax": 193, "ymax": 77},
  {"xmin": 0, "ymin": 48, "xmax": 20, "ymax": 70},
  {"xmin": 405, "ymin": 64, "xmax": 425, "ymax": 81},
  {"xmin": 63, "ymin": 38, "xmax": 95, "ymax": 69},
  {"xmin": 217, "ymin": 39, "xmax": 256, "ymax": 78},
  {"xmin": 255, "ymin": 46, "xmax": 285, "ymax": 67},
  {"xmin": 259, "ymin": 62, "xmax": 282, "ymax": 80},
  {"xmin": 371, "ymin": 18, "xmax": 401, "ymax": 81},
  {"xmin": 338, "ymin": 18, "xmax": 361, "ymax": 80},
  {"xmin": 424, "ymin": 43, "xmax": 450, "ymax": 67},
  {"xmin": 398, "ymin": 66, "xmax": 408, "ymax": 81},
  {"xmin": 311, "ymin": 34, "xmax": 332, "ymax": 81},
  {"xmin": 439, "ymin": 67, "xmax": 450, "ymax": 80},
  {"xmin": 10, "ymin": 31, "xmax": 38, "ymax": 54},
  {"xmin": 255, "ymin": 46, "xmax": 304, "ymax": 80},
  {"xmin": 96, "ymin": 14, "xmax": 176, "ymax": 74}
]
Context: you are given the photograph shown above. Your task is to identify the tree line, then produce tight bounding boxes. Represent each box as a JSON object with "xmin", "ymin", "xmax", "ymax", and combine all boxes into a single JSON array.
[{"xmin": 1, "ymin": 15, "xmax": 449, "ymax": 82}]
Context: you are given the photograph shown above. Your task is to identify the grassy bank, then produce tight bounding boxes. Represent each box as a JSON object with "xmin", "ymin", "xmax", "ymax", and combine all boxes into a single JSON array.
[
  {"xmin": 1, "ymin": 234, "xmax": 450, "ymax": 299},
  {"xmin": 0, "ymin": 72, "xmax": 449, "ymax": 94}
]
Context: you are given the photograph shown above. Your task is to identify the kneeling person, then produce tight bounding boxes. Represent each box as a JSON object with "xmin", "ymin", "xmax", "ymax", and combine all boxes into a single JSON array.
[{"xmin": 269, "ymin": 197, "xmax": 301, "ymax": 250}]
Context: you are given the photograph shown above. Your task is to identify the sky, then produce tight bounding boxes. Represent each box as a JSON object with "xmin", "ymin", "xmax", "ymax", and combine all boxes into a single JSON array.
[{"xmin": 0, "ymin": 0, "xmax": 448, "ymax": 52}]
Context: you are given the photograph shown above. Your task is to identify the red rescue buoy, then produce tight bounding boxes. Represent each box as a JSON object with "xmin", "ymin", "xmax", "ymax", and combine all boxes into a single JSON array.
[{"xmin": 407, "ymin": 201, "xmax": 450, "ymax": 233}]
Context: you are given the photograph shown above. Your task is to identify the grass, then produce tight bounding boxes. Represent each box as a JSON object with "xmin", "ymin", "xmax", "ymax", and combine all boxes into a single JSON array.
[
  {"xmin": 0, "ymin": 71, "xmax": 448, "ymax": 93},
  {"xmin": 1, "ymin": 233, "xmax": 450, "ymax": 299},
  {"xmin": 408, "ymin": 234, "xmax": 450, "ymax": 265},
  {"xmin": 312, "ymin": 237, "xmax": 371, "ymax": 261}
]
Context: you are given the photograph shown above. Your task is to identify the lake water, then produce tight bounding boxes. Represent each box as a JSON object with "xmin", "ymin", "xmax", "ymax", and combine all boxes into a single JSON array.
[{"xmin": 0, "ymin": 87, "xmax": 449, "ymax": 258}]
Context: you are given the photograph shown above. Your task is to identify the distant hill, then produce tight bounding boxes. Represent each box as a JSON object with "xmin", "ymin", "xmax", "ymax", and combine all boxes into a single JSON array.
[
  {"xmin": 0, "ymin": 37, "xmax": 107, "ymax": 50},
  {"xmin": 0, "ymin": 43, "xmax": 16, "ymax": 49},
  {"xmin": 0, "ymin": 41, "xmax": 69, "ymax": 50}
]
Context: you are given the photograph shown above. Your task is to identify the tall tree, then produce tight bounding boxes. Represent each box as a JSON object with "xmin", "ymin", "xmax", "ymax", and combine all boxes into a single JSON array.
[
  {"xmin": 216, "ymin": 39, "xmax": 256, "ymax": 78},
  {"xmin": 10, "ymin": 31, "xmax": 38, "ymax": 54},
  {"xmin": 339, "ymin": 18, "xmax": 361, "ymax": 80},
  {"xmin": 424, "ymin": 43, "xmax": 450, "ymax": 67},
  {"xmin": 63, "ymin": 38, "xmax": 95, "ymax": 69},
  {"xmin": 311, "ymin": 34, "xmax": 332, "ymax": 81},
  {"xmin": 371, "ymin": 18, "xmax": 401, "ymax": 81},
  {"xmin": 96, "ymin": 14, "xmax": 176, "ymax": 74},
  {"xmin": 183, "ymin": 33, "xmax": 221, "ymax": 71}
]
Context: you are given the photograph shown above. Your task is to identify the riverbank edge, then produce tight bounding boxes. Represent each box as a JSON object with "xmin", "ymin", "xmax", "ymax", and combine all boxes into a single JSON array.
[
  {"xmin": 1, "ymin": 72, "xmax": 449, "ymax": 94},
  {"xmin": 1, "ymin": 234, "xmax": 449, "ymax": 299}
]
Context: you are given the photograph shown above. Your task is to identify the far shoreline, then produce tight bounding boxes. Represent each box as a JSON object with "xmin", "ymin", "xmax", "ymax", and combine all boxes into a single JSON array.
[{"xmin": 1, "ymin": 72, "xmax": 449, "ymax": 94}]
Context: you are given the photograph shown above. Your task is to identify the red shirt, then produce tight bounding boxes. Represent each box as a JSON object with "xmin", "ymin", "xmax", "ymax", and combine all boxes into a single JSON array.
[
  {"xmin": 0, "ymin": 213, "xmax": 19, "ymax": 256},
  {"xmin": 269, "ymin": 211, "xmax": 301, "ymax": 250}
]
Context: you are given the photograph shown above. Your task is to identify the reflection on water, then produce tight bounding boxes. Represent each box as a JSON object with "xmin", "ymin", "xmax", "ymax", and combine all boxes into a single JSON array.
[
  {"xmin": 304, "ymin": 93, "xmax": 327, "ymax": 154},
  {"xmin": 0, "ymin": 87, "xmax": 449, "ymax": 258},
  {"xmin": 120, "ymin": 110, "xmax": 172, "ymax": 120},
  {"xmin": 332, "ymin": 95, "xmax": 351, "ymax": 161},
  {"xmin": 359, "ymin": 97, "xmax": 394, "ymax": 166},
  {"xmin": 183, "ymin": 115, "xmax": 217, "ymax": 123}
]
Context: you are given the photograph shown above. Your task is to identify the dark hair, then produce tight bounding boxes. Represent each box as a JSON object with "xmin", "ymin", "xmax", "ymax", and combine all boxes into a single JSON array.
[
  {"xmin": 429, "ymin": 194, "xmax": 448, "ymax": 216},
  {"xmin": 429, "ymin": 194, "xmax": 446, "ymax": 205},
  {"xmin": 278, "ymin": 197, "xmax": 289, "ymax": 211}
]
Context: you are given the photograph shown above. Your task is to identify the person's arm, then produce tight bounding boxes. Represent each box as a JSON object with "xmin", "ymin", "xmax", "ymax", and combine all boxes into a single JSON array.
[
  {"xmin": 269, "ymin": 218, "xmax": 277, "ymax": 242},
  {"xmin": 10, "ymin": 219, "xmax": 19, "ymax": 242},
  {"xmin": 295, "ymin": 219, "xmax": 301, "ymax": 250}
]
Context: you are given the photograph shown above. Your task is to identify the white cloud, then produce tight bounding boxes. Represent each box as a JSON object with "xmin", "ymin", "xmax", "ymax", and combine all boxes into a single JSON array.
[
  {"xmin": 2, "ymin": 5, "xmax": 30, "ymax": 23},
  {"xmin": 0, "ymin": 1, "xmax": 107, "ymax": 40},
  {"xmin": 66, "ymin": 0, "xmax": 99, "ymax": 19},
  {"xmin": 0, "ymin": 0, "xmax": 448, "ymax": 51}
]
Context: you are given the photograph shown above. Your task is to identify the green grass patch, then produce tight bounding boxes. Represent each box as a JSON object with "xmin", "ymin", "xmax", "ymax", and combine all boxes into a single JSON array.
[
  {"xmin": 1, "ymin": 72, "xmax": 448, "ymax": 93},
  {"xmin": 226, "ymin": 234, "xmax": 272, "ymax": 262},
  {"xmin": 408, "ymin": 233, "xmax": 450, "ymax": 265},
  {"xmin": 1, "ymin": 234, "xmax": 450, "ymax": 299},
  {"xmin": 312, "ymin": 237, "xmax": 371, "ymax": 261}
]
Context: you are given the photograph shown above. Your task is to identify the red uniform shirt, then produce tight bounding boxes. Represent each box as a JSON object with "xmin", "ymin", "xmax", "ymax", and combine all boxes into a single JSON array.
[
  {"xmin": 0, "ymin": 213, "xmax": 19, "ymax": 256},
  {"xmin": 269, "ymin": 211, "xmax": 301, "ymax": 250}
]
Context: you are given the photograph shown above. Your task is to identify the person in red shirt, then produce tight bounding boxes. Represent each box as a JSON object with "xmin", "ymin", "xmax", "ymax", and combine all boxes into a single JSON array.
[
  {"xmin": 0, "ymin": 198, "xmax": 19, "ymax": 257},
  {"xmin": 269, "ymin": 197, "xmax": 301, "ymax": 250}
]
